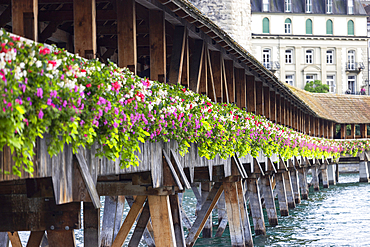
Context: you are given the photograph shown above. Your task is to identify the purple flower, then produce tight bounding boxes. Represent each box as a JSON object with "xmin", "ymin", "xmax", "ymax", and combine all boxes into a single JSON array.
[
  {"xmin": 113, "ymin": 122, "xmax": 118, "ymax": 128},
  {"xmin": 63, "ymin": 100, "xmax": 67, "ymax": 107},
  {"xmin": 80, "ymin": 120, "xmax": 85, "ymax": 126},
  {"xmin": 38, "ymin": 109, "xmax": 44, "ymax": 119},
  {"xmin": 36, "ymin": 88, "xmax": 43, "ymax": 98},
  {"xmin": 47, "ymin": 98, "xmax": 52, "ymax": 106}
]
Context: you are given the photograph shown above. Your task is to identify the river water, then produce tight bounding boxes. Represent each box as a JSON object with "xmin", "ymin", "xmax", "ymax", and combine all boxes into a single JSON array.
[{"xmin": 16, "ymin": 173, "xmax": 370, "ymax": 246}]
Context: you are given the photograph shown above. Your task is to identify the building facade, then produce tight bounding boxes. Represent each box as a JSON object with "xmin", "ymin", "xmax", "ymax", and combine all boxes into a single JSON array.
[{"xmin": 251, "ymin": 0, "xmax": 369, "ymax": 94}]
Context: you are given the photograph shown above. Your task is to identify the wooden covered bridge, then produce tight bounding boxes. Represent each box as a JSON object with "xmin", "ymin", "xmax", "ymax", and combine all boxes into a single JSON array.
[{"xmin": 1, "ymin": 0, "xmax": 370, "ymax": 247}]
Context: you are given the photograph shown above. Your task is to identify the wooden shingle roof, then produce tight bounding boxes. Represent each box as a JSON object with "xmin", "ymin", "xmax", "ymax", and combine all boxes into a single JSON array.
[{"xmin": 286, "ymin": 84, "xmax": 370, "ymax": 124}]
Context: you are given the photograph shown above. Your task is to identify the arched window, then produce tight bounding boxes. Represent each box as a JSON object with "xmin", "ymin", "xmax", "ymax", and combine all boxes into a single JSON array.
[
  {"xmin": 285, "ymin": 18, "xmax": 292, "ymax": 34},
  {"xmin": 326, "ymin": 19, "xmax": 333, "ymax": 34},
  {"xmin": 306, "ymin": 19, "xmax": 312, "ymax": 34},
  {"xmin": 263, "ymin": 17, "xmax": 270, "ymax": 33},
  {"xmin": 348, "ymin": 20, "xmax": 354, "ymax": 35}
]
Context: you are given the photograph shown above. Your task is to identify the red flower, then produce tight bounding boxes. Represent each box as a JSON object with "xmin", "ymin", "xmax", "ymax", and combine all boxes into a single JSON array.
[
  {"xmin": 190, "ymin": 104, "xmax": 193, "ymax": 109},
  {"xmin": 206, "ymin": 102, "xmax": 212, "ymax": 107},
  {"xmin": 39, "ymin": 47, "xmax": 51, "ymax": 55},
  {"xmin": 86, "ymin": 83, "xmax": 92, "ymax": 88},
  {"xmin": 48, "ymin": 60, "xmax": 57, "ymax": 67},
  {"xmin": 81, "ymin": 69, "xmax": 86, "ymax": 73},
  {"xmin": 112, "ymin": 81, "xmax": 121, "ymax": 91},
  {"xmin": 181, "ymin": 88, "xmax": 186, "ymax": 92},
  {"xmin": 208, "ymin": 109, "xmax": 212, "ymax": 113}
]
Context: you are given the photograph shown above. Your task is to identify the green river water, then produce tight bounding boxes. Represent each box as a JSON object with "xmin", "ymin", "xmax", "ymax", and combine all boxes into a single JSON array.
[{"xmin": 16, "ymin": 173, "xmax": 370, "ymax": 246}]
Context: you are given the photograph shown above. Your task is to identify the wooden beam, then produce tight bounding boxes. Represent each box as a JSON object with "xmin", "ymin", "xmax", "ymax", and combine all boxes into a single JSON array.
[
  {"xmin": 255, "ymin": 81, "xmax": 264, "ymax": 116},
  {"xmin": 189, "ymin": 39, "xmax": 204, "ymax": 92},
  {"xmin": 270, "ymin": 90, "xmax": 276, "ymax": 123},
  {"xmin": 47, "ymin": 230, "xmax": 76, "ymax": 247},
  {"xmin": 148, "ymin": 195, "xmax": 176, "ymax": 247},
  {"xmin": 27, "ymin": 231, "xmax": 44, "ymax": 247},
  {"xmin": 276, "ymin": 94, "xmax": 281, "ymax": 124},
  {"xmin": 12, "ymin": 0, "xmax": 38, "ymax": 41},
  {"xmin": 8, "ymin": 232, "xmax": 22, "ymax": 247},
  {"xmin": 246, "ymin": 75, "xmax": 256, "ymax": 113},
  {"xmin": 235, "ymin": 68, "xmax": 246, "ymax": 109},
  {"xmin": 281, "ymin": 97, "xmax": 286, "ymax": 126},
  {"xmin": 310, "ymin": 115, "xmax": 315, "ymax": 137},
  {"xmin": 74, "ymin": 0, "xmax": 96, "ymax": 58},
  {"xmin": 224, "ymin": 60, "xmax": 235, "ymax": 103},
  {"xmin": 168, "ymin": 26, "xmax": 186, "ymax": 84},
  {"xmin": 210, "ymin": 51, "xmax": 222, "ymax": 102},
  {"xmin": 101, "ymin": 196, "xmax": 125, "ymax": 247},
  {"xmin": 84, "ymin": 202, "xmax": 100, "ymax": 247},
  {"xmin": 149, "ymin": 10, "xmax": 166, "ymax": 82},
  {"xmin": 127, "ymin": 200, "xmax": 152, "ymax": 247},
  {"xmin": 264, "ymin": 86, "xmax": 270, "ymax": 119},
  {"xmin": 111, "ymin": 196, "xmax": 147, "ymax": 247},
  {"xmin": 169, "ymin": 194, "xmax": 186, "ymax": 247},
  {"xmin": 341, "ymin": 124, "xmax": 346, "ymax": 139},
  {"xmin": 305, "ymin": 114, "xmax": 310, "ymax": 136},
  {"xmin": 361, "ymin": 124, "xmax": 367, "ymax": 139},
  {"xmin": 117, "ymin": 0, "xmax": 137, "ymax": 73}
]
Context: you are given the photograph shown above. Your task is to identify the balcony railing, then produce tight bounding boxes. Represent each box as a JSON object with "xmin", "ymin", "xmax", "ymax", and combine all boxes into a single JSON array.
[
  {"xmin": 346, "ymin": 62, "xmax": 365, "ymax": 72},
  {"xmin": 263, "ymin": 61, "xmax": 280, "ymax": 72}
]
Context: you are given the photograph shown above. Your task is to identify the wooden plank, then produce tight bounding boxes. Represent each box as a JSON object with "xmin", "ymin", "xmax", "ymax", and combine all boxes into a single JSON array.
[
  {"xmin": 189, "ymin": 39, "xmax": 204, "ymax": 92},
  {"xmin": 163, "ymin": 150, "xmax": 183, "ymax": 190},
  {"xmin": 341, "ymin": 124, "xmax": 347, "ymax": 139},
  {"xmin": 170, "ymin": 149, "xmax": 191, "ymax": 189},
  {"xmin": 26, "ymin": 231, "xmax": 44, "ymax": 247},
  {"xmin": 73, "ymin": 0, "xmax": 96, "ymax": 58},
  {"xmin": 198, "ymin": 48, "xmax": 207, "ymax": 95},
  {"xmin": 270, "ymin": 90, "xmax": 276, "ymax": 122},
  {"xmin": 260, "ymin": 176, "xmax": 278, "ymax": 226},
  {"xmin": 75, "ymin": 153, "xmax": 101, "ymax": 208},
  {"xmin": 236, "ymin": 181, "xmax": 253, "ymax": 246},
  {"xmin": 275, "ymin": 172, "xmax": 289, "ymax": 216},
  {"xmin": 201, "ymin": 182, "xmax": 212, "ymax": 238},
  {"xmin": 235, "ymin": 68, "xmax": 246, "ymax": 109},
  {"xmin": 168, "ymin": 26, "xmax": 186, "ymax": 84},
  {"xmin": 290, "ymin": 169, "xmax": 301, "ymax": 204},
  {"xmin": 148, "ymin": 195, "xmax": 176, "ymax": 247},
  {"xmin": 7, "ymin": 232, "xmax": 21, "ymax": 247},
  {"xmin": 128, "ymin": 200, "xmax": 154, "ymax": 247},
  {"xmin": 112, "ymin": 196, "xmax": 147, "ymax": 247},
  {"xmin": 117, "ymin": 0, "xmax": 136, "ymax": 72},
  {"xmin": 12, "ymin": 0, "xmax": 38, "ymax": 41},
  {"xmin": 101, "ymin": 196, "xmax": 125, "ymax": 247},
  {"xmin": 224, "ymin": 60, "xmax": 234, "ymax": 103},
  {"xmin": 47, "ymin": 230, "xmax": 76, "ymax": 247},
  {"xmin": 84, "ymin": 202, "xmax": 100, "ymax": 247},
  {"xmin": 185, "ymin": 182, "xmax": 223, "ymax": 247},
  {"xmin": 264, "ymin": 87, "xmax": 270, "ymax": 119},
  {"xmin": 169, "ymin": 194, "xmax": 186, "ymax": 247},
  {"xmin": 223, "ymin": 182, "xmax": 245, "ymax": 246},
  {"xmin": 247, "ymin": 178, "xmax": 266, "ymax": 235},
  {"xmin": 149, "ymin": 10, "xmax": 166, "ymax": 82},
  {"xmin": 206, "ymin": 48, "xmax": 217, "ymax": 102},
  {"xmin": 246, "ymin": 75, "xmax": 256, "ymax": 113},
  {"xmin": 210, "ymin": 51, "xmax": 222, "ymax": 102},
  {"xmin": 255, "ymin": 81, "xmax": 264, "ymax": 116}
]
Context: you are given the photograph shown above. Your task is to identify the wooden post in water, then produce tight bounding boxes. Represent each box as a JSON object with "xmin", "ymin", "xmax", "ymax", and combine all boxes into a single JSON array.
[
  {"xmin": 275, "ymin": 158, "xmax": 289, "ymax": 216},
  {"xmin": 201, "ymin": 182, "xmax": 213, "ymax": 238},
  {"xmin": 327, "ymin": 163, "xmax": 336, "ymax": 185},
  {"xmin": 283, "ymin": 160, "xmax": 296, "ymax": 209},
  {"xmin": 359, "ymin": 153, "xmax": 370, "ymax": 183},
  {"xmin": 247, "ymin": 177, "xmax": 266, "ymax": 235},
  {"xmin": 298, "ymin": 167, "xmax": 309, "ymax": 200},
  {"xmin": 101, "ymin": 196, "xmax": 125, "ymax": 247},
  {"xmin": 321, "ymin": 160, "xmax": 330, "ymax": 188},
  {"xmin": 312, "ymin": 160, "xmax": 320, "ymax": 191},
  {"xmin": 290, "ymin": 169, "xmax": 301, "ymax": 204}
]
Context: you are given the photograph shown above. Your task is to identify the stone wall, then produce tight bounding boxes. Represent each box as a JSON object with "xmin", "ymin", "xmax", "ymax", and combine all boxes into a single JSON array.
[{"xmin": 189, "ymin": 0, "xmax": 252, "ymax": 51}]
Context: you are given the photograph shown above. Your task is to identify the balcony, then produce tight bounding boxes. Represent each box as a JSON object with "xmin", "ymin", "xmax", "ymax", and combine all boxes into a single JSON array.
[
  {"xmin": 263, "ymin": 61, "xmax": 280, "ymax": 72},
  {"xmin": 346, "ymin": 62, "xmax": 365, "ymax": 73}
]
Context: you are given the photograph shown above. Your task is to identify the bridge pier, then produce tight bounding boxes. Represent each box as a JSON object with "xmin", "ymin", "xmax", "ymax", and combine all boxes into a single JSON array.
[
  {"xmin": 327, "ymin": 164, "xmax": 336, "ymax": 185},
  {"xmin": 311, "ymin": 163, "xmax": 320, "ymax": 191},
  {"xmin": 260, "ymin": 175, "xmax": 278, "ymax": 226},
  {"xmin": 359, "ymin": 160, "xmax": 370, "ymax": 183},
  {"xmin": 283, "ymin": 171, "xmax": 296, "ymax": 209},
  {"xmin": 290, "ymin": 169, "xmax": 301, "ymax": 204},
  {"xmin": 247, "ymin": 177, "xmax": 266, "ymax": 235},
  {"xmin": 275, "ymin": 172, "xmax": 289, "ymax": 216},
  {"xmin": 298, "ymin": 167, "xmax": 309, "ymax": 199}
]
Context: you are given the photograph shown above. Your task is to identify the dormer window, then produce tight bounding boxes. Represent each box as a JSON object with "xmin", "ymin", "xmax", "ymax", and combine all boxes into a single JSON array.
[
  {"xmin": 285, "ymin": 0, "xmax": 292, "ymax": 12},
  {"xmin": 348, "ymin": 0, "xmax": 354, "ymax": 14},
  {"xmin": 327, "ymin": 0, "xmax": 333, "ymax": 13},
  {"xmin": 306, "ymin": 0, "xmax": 312, "ymax": 13},
  {"xmin": 263, "ymin": 0, "xmax": 269, "ymax": 12}
]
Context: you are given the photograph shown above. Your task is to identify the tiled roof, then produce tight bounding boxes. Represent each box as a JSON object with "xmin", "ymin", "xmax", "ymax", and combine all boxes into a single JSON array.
[{"xmin": 286, "ymin": 84, "xmax": 370, "ymax": 124}]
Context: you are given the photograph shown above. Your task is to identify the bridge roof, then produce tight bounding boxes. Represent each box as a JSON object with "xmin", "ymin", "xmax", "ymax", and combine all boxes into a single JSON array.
[{"xmin": 287, "ymin": 84, "xmax": 370, "ymax": 124}]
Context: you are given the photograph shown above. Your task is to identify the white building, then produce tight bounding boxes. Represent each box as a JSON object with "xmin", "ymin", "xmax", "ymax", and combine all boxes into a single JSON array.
[{"xmin": 251, "ymin": 0, "xmax": 369, "ymax": 94}]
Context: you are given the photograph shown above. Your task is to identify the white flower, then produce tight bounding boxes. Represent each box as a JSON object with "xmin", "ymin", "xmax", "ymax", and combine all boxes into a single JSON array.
[{"xmin": 36, "ymin": 61, "xmax": 42, "ymax": 68}]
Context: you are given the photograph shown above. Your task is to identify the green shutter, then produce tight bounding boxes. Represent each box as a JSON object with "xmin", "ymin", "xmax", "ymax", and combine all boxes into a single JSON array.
[
  {"xmin": 326, "ymin": 20, "xmax": 333, "ymax": 34},
  {"xmin": 348, "ymin": 20, "xmax": 354, "ymax": 35},
  {"xmin": 285, "ymin": 18, "xmax": 291, "ymax": 24},
  {"xmin": 306, "ymin": 19, "xmax": 312, "ymax": 34},
  {"xmin": 263, "ymin": 18, "xmax": 269, "ymax": 33}
]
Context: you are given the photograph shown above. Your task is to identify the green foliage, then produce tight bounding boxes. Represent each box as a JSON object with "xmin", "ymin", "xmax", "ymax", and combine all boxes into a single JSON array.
[{"xmin": 304, "ymin": 80, "xmax": 329, "ymax": 93}]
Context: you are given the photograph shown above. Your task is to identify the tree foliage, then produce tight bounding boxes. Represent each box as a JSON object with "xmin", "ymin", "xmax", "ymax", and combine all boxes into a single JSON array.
[{"xmin": 304, "ymin": 80, "xmax": 329, "ymax": 93}]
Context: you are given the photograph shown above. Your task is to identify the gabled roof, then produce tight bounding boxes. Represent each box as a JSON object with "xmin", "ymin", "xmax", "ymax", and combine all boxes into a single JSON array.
[
  {"xmin": 286, "ymin": 84, "xmax": 370, "ymax": 124},
  {"xmin": 251, "ymin": 0, "xmax": 367, "ymax": 15}
]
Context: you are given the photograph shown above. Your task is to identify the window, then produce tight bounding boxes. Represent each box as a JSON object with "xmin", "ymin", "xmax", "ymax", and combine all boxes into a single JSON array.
[
  {"xmin": 348, "ymin": 50, "xmax": 355, "ymax": 69},
  {"xmin": 306, "ymin": 0, "xmax": 312, "ymax": 13},
  {"xmin": 348, "ymin": 75, "xmax": 356, "ymax": 94},
  {"xmin": 326, "ymin": 50, "xmax": 334, "ymax": 64},
  {"xmin": 306, "ymin": 19, "xmax": 312, "ymax": 34},
  {"xmin": 305, "ymin": 50, "xmax": 313, "ymax": 64},
  {"xmin": 306, "ymin": 74, "xmax": 315, "ymax": 84},
  {"xmin": 286, "ymin": 75, "xmax": 294, "ymax": 85},
  {"xmin": 285, "ymin": 49, "xmax": 293, "ymax": 63},
  {"xmin": 263, "ymin": 17, "xmax": 270, "ymax": 33},
  {"xmin": 348, "ymin": 20, "xmax": 354, "ymax": 35},
  {"xmin": 285, "ymin": 0, "xmax": 292, "ymax": 12},
  {"xmin": 326, "ymin": 75, "xmax": 335, "ymax": 93},
  {"xmin": 326, "ymin": 19, "xmax": 333, "ymax": 35},
  {"xmin": 263, "ymin": 0, "xmax": 269, "ymax": 12},
  {"xmin": 263, "ymin": 49, "xmax": 271, "ymax": 69},
  {"xmin": 285, "ymin": 18, "xmax": 292, "ymax": 34},
  {"xmin": 327, "ymin": 0, "xmax": 333, "ymax": 13},
  {"xmin": 348, "ymin": 0, "xmax": 354, "ymax": 14}
]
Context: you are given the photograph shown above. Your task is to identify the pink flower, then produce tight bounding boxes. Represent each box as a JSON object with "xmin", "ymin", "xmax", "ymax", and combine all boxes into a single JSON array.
[{"xmin": 38, "ymin": 109, "xmax": 44, "ymax": 119}]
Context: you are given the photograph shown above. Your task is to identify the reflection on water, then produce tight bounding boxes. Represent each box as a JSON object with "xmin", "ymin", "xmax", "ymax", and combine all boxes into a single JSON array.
[{"xmin": 16, "ymin": 173, "xmax": 370, "ymax": 247}]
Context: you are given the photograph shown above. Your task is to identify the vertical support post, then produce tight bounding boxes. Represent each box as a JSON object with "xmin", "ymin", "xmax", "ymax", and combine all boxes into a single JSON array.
[
  {"xmin": 341, "ymin": 124, "xmax": 347, "ymax": 139},
  {"xmin": 101, "ymin": 196, "xmax": 125, "ymax": 247},
  {"xmin": 359, "ymin": 160, "xmax": 370, "ymax": 183},
  {"xmin": 260, "ymin": 176, "xmax": 278, "ymax": 226},
  {"xmin": 224, "ymin": 60, "xmax": 235, "ymax": 103},
  {"xmin": 320, "ymin": 167, "xmax": 329, "ymax": 188},
  {"xmin": 189, "ymin": 40, "xmax": 204, "ymax": 92},
  {"xmin": 236, "ymin": 180, "xmax": 253, "ymax": 247},
  {"xmin": 327, "ymin": 164, "xmax": 336, "ymax": 185},
  {"xmin": 11, "ymin": 0, "xmax": 38, "ymax": 41},
  {"xmin": 290, "ymin": 169, "xmax": 301, "ymax": 204},
  {"xmin": 235, "ymin": 69, "xmax": 246, "ymax": 109},
  {"xmin": 263, "ymin": 86, "xmax": 270, "ymax": 119},
  {"xmin": 275, "ymin": 172, "xmax": 289, "ymax": 216},
  {"xmin": 284, "ymin": 171, "xmax": 295, "ymax": 208},
  {"xmin": 84, "ymin": 202, "xmax": 100, "ymax": 247},
  {"xmin": 276, "ymin": 94, "xmax": 281, "ymax": 124},
  {"xmin": 270, "ymin": 90, "xmax": 276, "ymax": 123},
  {"xmin": 149, "ymin": 10, "xmax": 166, "ymax": 82},
  {"xmin": 117, "ymin": 0, "xmax": 137, "ymax": 73},
  {"xmin": 210, "ymin": 51, "xmax": 222, "ymax": 102},
  {"xmin": 312, "ymin": 165, "xmax": 320, "ymax": 191},
  {"xmin": 246, "ymin": 75, "xmax": 256, "ymax": 113},
  {"xmin": 217, "ymin": 192, "xmax": 226, "ymax": 225},
  {"xmin": 224, "ymin": 181, "xmax": 247, "ymax": 247},
  {"xmin": 148, "ymin": 195, "xmax": 176, "ymax": 247},
  {"xmin": 0, "ymin": 232, "xmax": 8, "ymax": 247},
  {"xmin": 305, "ymin": 114, "xmax": 310, "ymax": 136},
  {"xmin": 7, "ymin": 232, "xmax": 21, "ymax": 247},
  {"xmin": 246, "ymin": 178, "xmax": 266, "ymax": 235},
  {"xmin": 201, "ymin": 182, "xmax": 212, "ymax": 238},
  {"xmin": 361, "ymin": 124, "xmax": 368, "ymax": 138},
  {"xmin": 74, "ymin": 0, "xmax": 96, "ymax": 58},
  {"xmin": 47, "ymin": 230, "xmax": 76, "ymax": 247},
  {"xmin": 298, "ymin": 168, "xmax": 309, "ymax": 199},
  {"xmin": 169, "ymin": 194, "xmax": 186, "ymax": 247},
  {"xmin": 255, "ymin": 81, "xmax": 264, "ymax": 116}
]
